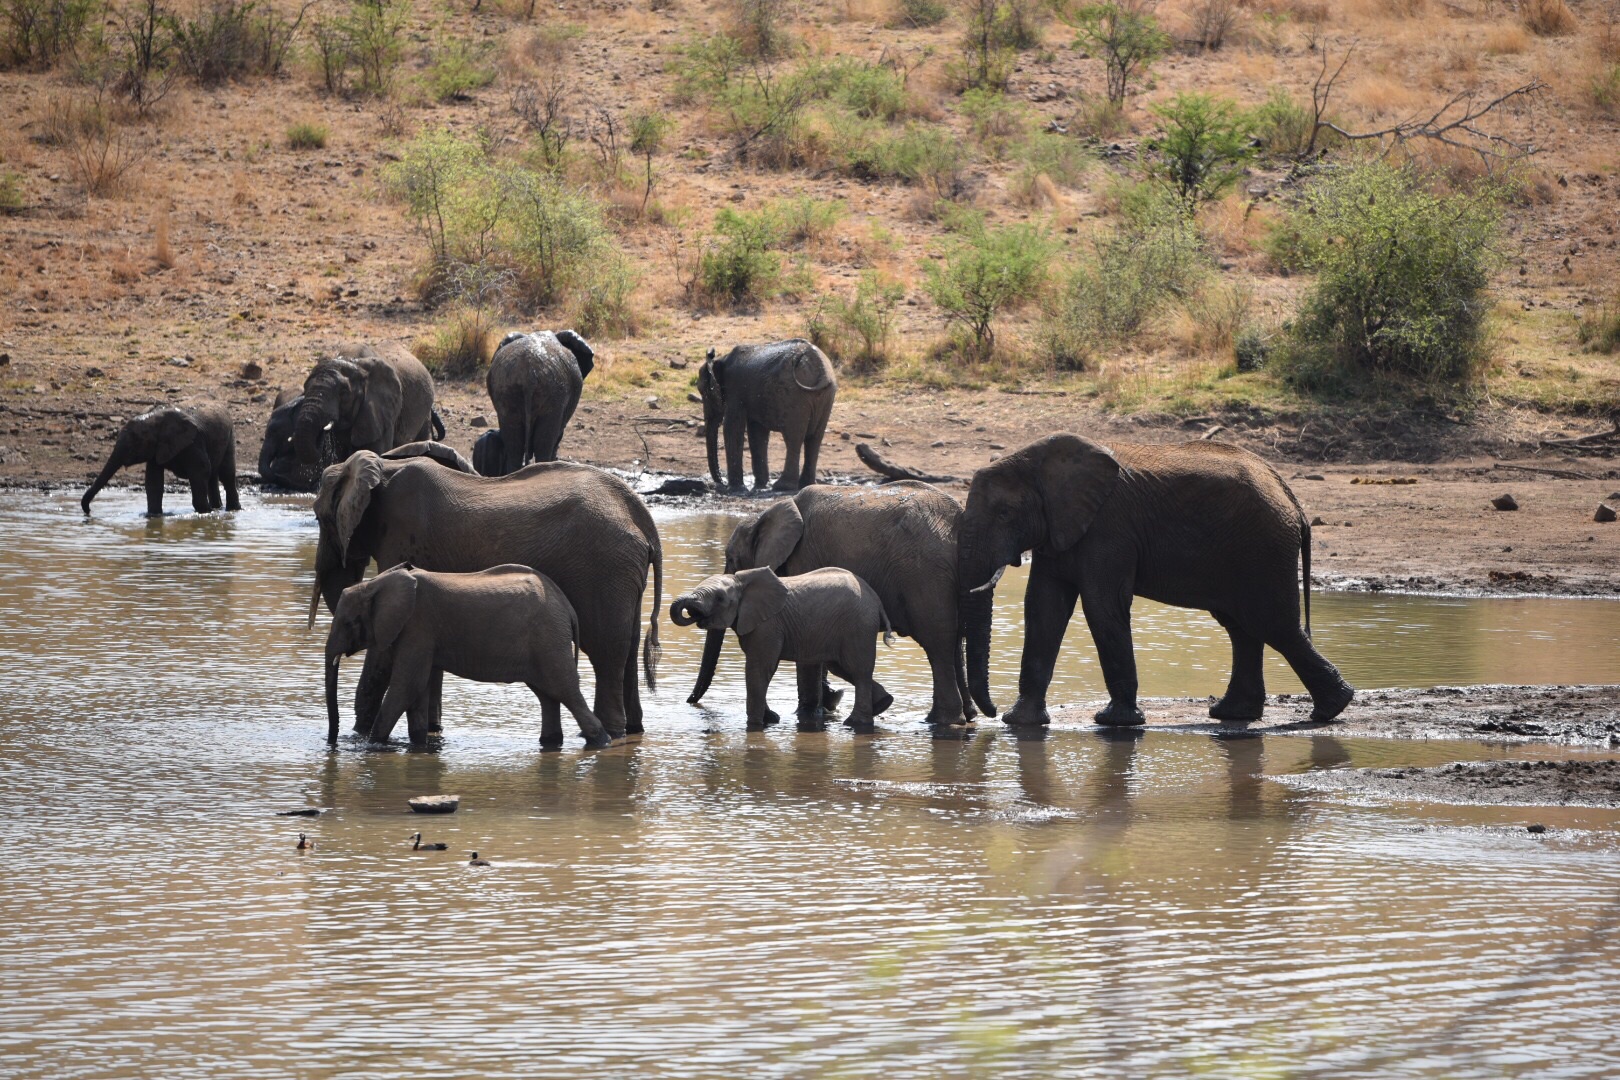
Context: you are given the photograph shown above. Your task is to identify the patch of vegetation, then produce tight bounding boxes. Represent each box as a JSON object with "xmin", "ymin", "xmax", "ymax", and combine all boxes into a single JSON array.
[
  {"xmin": 0, "ymin": 168, "xmax": 24, "ymax": 212},
  {"xmin": 924, "ymin": 212, "xmax": 1055, "ymax": 358},
  {"xmin": 1068, "ymin": 0, "xmax": 1169, "ymax": 106},
  {"xmin": 1592, "ymin": 62, "xmax": 1620, "ymax": 118},
  {"xmin": 286, "ymin": 121, "xmax": 327, "ymax": 150},
  {"xmin": 1577, "ymin": 294, "xmax": 1620, "ymax": 354},
  {"xmin": 892, "ymin": 0, "xmax": 948, "ymax": 28},
  {"xmin": 807, "ymin": 271, "xmax": 906, "ymax": 373},
  {"xmin": 421, "ymin": 36, "xmax": 496, "ymax": 103},
  {"xmin": 173, "ymin": 0, "xmax": 303, "ymax": 85},
  {"xmin": 1272, "ymin": 161, "xmax": 1504, "ymax": 393},
  {"xmin": 0, "ymin": 0, "xmax": 94, "ymax": 71},
  {"xmin": 309, "ymin": 0, "xmax": 407, "ymax": 98},
  {"xmin": 1146, "ymin": 92, "xmax": 1254, "ymax": 211},
  {"xmin": 695, "ymin": 206, "xmax": 784, "ymax": 307},
  {"xmin": 1249, "ymin": 87, "xmax": 1315, "ymax": 157},
  {"xmin": 416, "ymin": 303, "xmax": 499, "ymax": 378},
  {"xmin": 848, "ymin": 123, "xmax": 967, "ymax": 196}
]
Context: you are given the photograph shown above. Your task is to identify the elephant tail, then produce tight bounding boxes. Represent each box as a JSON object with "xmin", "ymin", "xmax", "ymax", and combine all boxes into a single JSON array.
[
  {"xmin": 519, "ymin": 380, "xmax": 534, "ymax": 470},
  {"xmin": 879, "ymin": 603, "xmax": 896, "ymax": 649},
  {"xmin": 642, "ymin": 534, "xmax": 663, "ymax": 692},
  {"xmin": 430, "ymin": 406, "xmax": 445, "ymax": 442}
]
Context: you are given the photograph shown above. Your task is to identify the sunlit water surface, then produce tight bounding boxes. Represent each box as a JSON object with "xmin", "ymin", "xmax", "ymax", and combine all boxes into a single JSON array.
[{"xmin": 2, "ymin": 490, "xmax": 1619, "ymax": 1079}]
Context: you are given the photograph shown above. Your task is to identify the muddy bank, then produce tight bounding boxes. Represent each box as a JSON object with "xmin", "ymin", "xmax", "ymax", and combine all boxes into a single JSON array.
[
  {"xmin": 1048, "ymin": 684, "xmax": 1620, "ymax": 747},
  {"xmin": 1271, "ymin": 758, "xmax": 1620, "ymax": 810}
]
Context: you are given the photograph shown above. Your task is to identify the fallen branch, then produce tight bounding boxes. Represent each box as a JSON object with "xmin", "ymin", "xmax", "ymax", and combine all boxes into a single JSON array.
[
  {"xmin": 1537, "ymin": 419, "xmax": 1620, "ymax": 450},
  {"xmin": 855, "ymin": 443, "xmax": 958, "ymax": 484},
  {"xmin": 1492, "ymin": 462, "xmax": 1597, "ymax": 481}
]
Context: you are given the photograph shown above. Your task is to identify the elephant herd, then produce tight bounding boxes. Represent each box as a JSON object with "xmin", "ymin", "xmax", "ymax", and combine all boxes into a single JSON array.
[{"xmin": 79, "ymin": 333, "xmax": 1356, "ymax": 747}]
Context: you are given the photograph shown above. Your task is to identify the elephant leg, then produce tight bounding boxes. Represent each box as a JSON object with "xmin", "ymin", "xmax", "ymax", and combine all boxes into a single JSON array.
[
  {"xmin": 829, "ymin": 660, "xmax": 890, "ymax": 724},
  {"xmin": 920, "ymin": 630, "xmax": 968, "ymax": 727},
  {"xmin": 533, "ymin": 414, "xmax": 565, "ymax": 464},
  {"xmin": 746, "ymin": 421, "xmax": 771, "ymax": 491},
  {"xmin": 819, "ymin": 679, "xmax": 844, "ymax": 711},
  {"xmin": 772, "ymin": 428, "xmax": 804, "ymax": 492},
  {"xmin": 1210, "ymin": 612, "xmax": 1267, "ymax": 721},
  {"xmin": 588, "ymin": 650, "xmax": 629, "ymax": 740},
  {"xmin": 368, "ymin": 680, "xmax": 414, "ymax": 743},
  {"xmin": 1267, "ymin": 625, "xmax": 1355, "ymax": 721},
  {"xmin": 1078, "ymin": 578, "xmax": 1143, "ymax": 728},
  {"xmin": 724, "ymin": 412, "xmax": 748, "ymax": 493},
  {"xmin": 144, "ymin": 460, "xmax": 165, "ymax": 516},
  {"xmin": 622, "ymin": 630, "xmax": 644, "ymax": 737},
  {"xmin": 354, "ymin": 655, "xmax": 387, "ymax": 734},
  {"xmin": 405, "ymin": 697, "xmax": 432, "ymax": 746},
  {"xmin": 536, "ymin": 690, "xmax": 564, "ymax": 749},
  {"xmin": 426, "ymin": 669, "xmax": 444, "ymax": 733},
  {"xmin": 798, "ymin": 424, "xmax": 826, "ymax": 489},
  {"xmin": 220, "ymin": 454, "xmax": 240, "ymax": 512},
  {"xmin": 795, "ymin": 662, "xmax": 825, "ymax": 718},
  {"xmin": 1004, "ymin": 565, "xmax": 1080, "ymax": 728},
  {"xmin": 551, "ymin": 681, "xmax": 611, "ymax": 748},
  {"xmin": 829, "ymin": 658, "xmax": 877, "ymax": 733},
  {"xmin": 744, "ymin": 650, "xmax": 780, "ymax": 730}
]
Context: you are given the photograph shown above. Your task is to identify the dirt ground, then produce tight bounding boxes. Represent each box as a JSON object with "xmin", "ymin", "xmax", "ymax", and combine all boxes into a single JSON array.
[{"xmin": 1272, "ymin": 757, "xmax": 1620, "ymax": 810}]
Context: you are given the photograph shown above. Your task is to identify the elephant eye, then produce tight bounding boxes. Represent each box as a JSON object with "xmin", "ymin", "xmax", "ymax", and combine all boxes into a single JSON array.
[{"xmin": 996, "ymin": 506, "xmax": 1014, "ymax": 522}]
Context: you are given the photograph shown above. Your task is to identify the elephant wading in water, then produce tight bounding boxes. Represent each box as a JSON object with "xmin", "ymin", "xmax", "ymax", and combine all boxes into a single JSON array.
[
  {"xmin": 687, "ymin": 482, "xmax": 994, "ymax": 728},
  {"xmin": 485, "ymin": 330, "xmax": 594, "ymax": 474},
  {"xmin": 262, "ymin": 389, "xmax": 446, "ymax": 492},
  {"xmin": 310, "ymin": 452, "xmax": 663, "ymax": 739},
  {"xmin": 293, "ymin": 343, "xmax": 437, "ymax": 471},
  {"xmin": 698, "ymin": 339, "xmax": 836, "ymax": 493},
  {"xmin": 957, "ymin": 434, "xmax": 1354, "ymax": 728},
  {"xmin": 82, "ymin": 401, "xmax": 240, "ymax": 516},
  {"xmin": 325, "ymin": 564, "xmax": 611, "ymax": 749}
]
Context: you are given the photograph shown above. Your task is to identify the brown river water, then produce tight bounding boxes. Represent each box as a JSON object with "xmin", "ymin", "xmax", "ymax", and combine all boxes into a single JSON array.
[{"xmin": 3, "ymin": 489, "xmax": 1619, "ymax": 1079}]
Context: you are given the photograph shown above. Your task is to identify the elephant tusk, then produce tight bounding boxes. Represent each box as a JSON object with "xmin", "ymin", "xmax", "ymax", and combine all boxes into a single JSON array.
[
  {"xmin": 322, "ymin": 421, "xmax": 335, "ymax": 432},
  {"xmin": 966, "ymin": 566, "xmax": 1007, "ymax": 594}
]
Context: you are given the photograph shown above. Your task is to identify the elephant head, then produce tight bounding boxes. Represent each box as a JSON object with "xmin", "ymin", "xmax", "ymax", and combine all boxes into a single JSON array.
[
  {"xmin": 309, "ymin": 452, "xmax": 388, "ymax": 625},
  {"xmin": 670, "ymin": 567, "xmax": 789, "ymax": 636},
  {"xmin": 295, "ymin": 355, "xmax": 403, "ymax": 467},
  {"xmin": 697, "ymin": 348, "xmax": 725, "ymax": 489},
  {"xmin": 325, "ymin": 564, "xmax": 418, "ymax": 744},
  {"xmin": 82, "ymin": 406, "xmax": 204, "ymax": 513},
  {"xmin": 472, "ymin": 430, "xmax": 505, "ymax": 477},
  {"xmin": 956, "ymin": 434, "xmax": 1122, "ymax": 717}
]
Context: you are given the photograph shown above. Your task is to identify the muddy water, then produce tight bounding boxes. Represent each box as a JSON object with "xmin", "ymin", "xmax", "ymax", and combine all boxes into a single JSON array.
[{"xmin": 3, "ymin": 490, "xmax": 1620, "ymax": 1079}]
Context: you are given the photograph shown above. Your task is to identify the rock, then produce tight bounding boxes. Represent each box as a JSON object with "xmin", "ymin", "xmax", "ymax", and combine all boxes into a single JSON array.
[
  {"xmin": 469, "ymin": 415, "xmax": 488, "ymax": 428},
  {"xmin": 648, "ymin": 477, "xmax": 708, "ymax": 497},
  {"xmin": 85, "ymin": 366, "xmax": 105, "ymax": 378},
  {"xmin": 1596, "ymin": 503, "xmax": 1617, "ymax": 523},
  {"xmin": 1527, "ymin": 823, "xmax": 1547, "ymax": 834},
  {"xmin": 1310, "ymin": 516, "xmax": 1327, "ymax": 527},
  {"xmin": 687, "ymin": 392, "xmax": 703, "ymax": 405},
  {"xmin": 1492, "ymin": 494, "xmax": 1519, "ymax": 511},
  {"xmin": 930, "ymin": 440, "xmax": 945, "ymax": 448},
  {"xmin": 1608, "ymin": 491, "xmax": 1620, "ymax": 501},
  {"xmin": 167, "ymin": 356, "xmax": 191, "ymax": 368},
  {"xmin": 645, "ymin": 395, "xmax": 660, "ymax": 409},
  {"xmin": 240, "ymin": 360, "xmax": 263, "ymax": 380},
  {"xmin": 989, "ymin": 443, "xmax": 1005, "ymax": 450},
  {"xmin": 0, "ymin": 353, "xmax": 10, "ymax": 366},
  {"xmin": 276, "ymin": 808, "xmax": 323, "ymax": 817},
  {"xmin": 668, "ymin": 357, "xmax": 688, "ymax": 370},
  {"xmin": 1297, "ymin": 473, "xmax": 1325, "ymax": 481},
  {"xmin": 408, "ymin": 795, "xmax": 460, "ymax": 814}
]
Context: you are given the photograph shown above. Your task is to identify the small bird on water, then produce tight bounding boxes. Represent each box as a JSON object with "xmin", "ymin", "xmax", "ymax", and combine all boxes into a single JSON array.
[
  {"xmin": 468, "ymin": 851, "xmax": 492, "ymax": 866},
  {"xmin": 297, "ymin": 833, "xmax": 314, "ymax": 851},
  {"xmin": 412, "ymin": 832, "xmax": 448, "ymax": 851}
]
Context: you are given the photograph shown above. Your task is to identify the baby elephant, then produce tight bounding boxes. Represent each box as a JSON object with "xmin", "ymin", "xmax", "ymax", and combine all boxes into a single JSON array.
[
  {"xmin": 670, "ymin": 567, "xmax": 894, "ymax": 732},
  {"xmin": 325, "ymin": 563, "xmax": 611, "ymax": 749}
]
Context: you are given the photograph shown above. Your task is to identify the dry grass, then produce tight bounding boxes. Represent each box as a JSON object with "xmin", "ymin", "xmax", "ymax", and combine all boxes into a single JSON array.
[
  {"xmin": 1523, "ymin": 0, "xmax": 1577, "ymax": 38},
  {"xmin": 1484, "ymin": 22, "xmax": 1530, "ymax": 55},
  {"xmin": 1345, "ymin": 74, "xmax": 1427, "ymax": 119},
  {"xmin": 153, "ymin": 211, "xmax": 175, "ymax": 269}
]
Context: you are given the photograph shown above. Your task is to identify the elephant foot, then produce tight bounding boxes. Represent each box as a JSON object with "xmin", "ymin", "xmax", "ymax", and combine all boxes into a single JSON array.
[
  {"xmin": 820, "ymin": 682, "xmax": 844, "ymax": 711},
  {"xmin": 625, "ymin": 717, "xmax": 645, "ymax": 736},
  {"xmin": 763, "ymin": 708, "xmax": 782, "ymax": 726},
  {"xmin": 1094, "ymin": 701, "xmax": 1147, "ymax": 728},
  {"xmin": 923, "ymin": 704, "xmax": 975, "ymax": 729},
  {"xmin": 847, "ymin": 716, "xmax": 876, "ymax": 734},
  {"xmin": 872, "ymin": 688, "xmax": 894, "ymax": 716},
  {"xmin": 1310, "ymin": 681, "xmax": 1355, "ymax": 722},
  {"xmin": 770, "ymin": 478, "xmax": 800, "ymax": 492},
  {"xmin": 1002, "ymin": 698, "xmax": 1052, "ymax": 728},
  {"xmin": 1209, "ymin": 695, "xmax": 1265, "ymax": 722},
  {"xmin": 581, "ymin": 732, "xmax": 612, "ymax": 750},
  {"xmin": 796, "ymin": 715, "xmax": 827, "ymax": 733}
]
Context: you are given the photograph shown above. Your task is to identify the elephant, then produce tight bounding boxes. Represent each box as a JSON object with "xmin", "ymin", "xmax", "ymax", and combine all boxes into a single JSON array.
[
  {"xmin": 698, "ymin": 339, "xmax": 836, "ymax": 494},
  {"xmin": 325, "ymin": 563, "xmax": 612, "ymax": 749},
  {"xmin": 484, "ymin": 330, "xmax": 594, "ymax": 475},
  {"xmin": 263, "ymin": 389, "xmax": 446, "ymax": 492},
  {"xmin": 686, "ymin": 482, "xmax": 995, "ymax": 728},
  {"xmin": 293, "ymin": 342, "xmax": 437, "ymax": 470},
  {"xmin": 671, "ymin": 566, "xmax": 894, "ymax": 732},
  {"xmin": 956, "ymin": 433, "xmax": 1355, "ymax": 729},
  {"xmin": 380, "ymin": 440, "xmax": 473, "ymax": 472},
  {"xmin": 309, "ymin": 451, "xmax": 662, "ymax": 739},
  {"xmin": 472, "ymin": 429, "xmax": 505, "ymax": 477},
  {"xmin": 82, "ymin": 401, "xmax": 240, "ymax": 516}
]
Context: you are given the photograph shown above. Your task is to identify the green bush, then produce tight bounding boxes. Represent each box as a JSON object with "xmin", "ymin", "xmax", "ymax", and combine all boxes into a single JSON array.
[
  {"xmin": 1071, "ymin": 1, "xmax": 1169, "ymax": 106},
  {"xmin": 0, "ymin": 168, "xmax": 23, "ymax": 213},
  {"xmin": 1040, "ymin": 209, "xmax": 1203, "ymax": 369},
  {"xmin": 1593, "ymin": 62, "xmax": 1620, "ymax": 117},
  {"xmin": 416, "ymin": 304, "xmax": 499, "ymax": 378},
  {"xmin": 1069, "ymin": 94, "xmax": 1129, "ymax": 140},
  {"xmin": 1577, "ymin": 294, "xmax": 1620, "ymax": 354},
  {"xmin": 951, "ymin": 0, "xmax": 1018, "ymax": 91},
  {"xmin": 959, "ymin": 88, "xmax": 1030, "ymax": 157},
  {"xmin": 286, "ymin": 121, "xmax": 327, "ymax": 149},
  {"xmin": 0, "ymin": 0, "xmax": 94, "ymax": 71},
  {"xmin": 1250, "ymin": 87, "xmax": 1315, "ymax": 157},
  {"xmin": 1146, "ymin": 92, "xmax": 1255, "ymax": 211},
  {"xmin": 174, "ymin": 0, "xmax": 302, "ymax": 85},
  {"xmin": 309, "ymin": 0, "xmax": 406, "ymax": 98},
  {"xmin": 924, "ymin": 217, "xmax": 1055, "ymax": 357},
  {"xmin": 771, "ymin": 195, "xmax": 845, "ymax": 245},
  {"xmin": 422, "ymin": 37, "xmax": 496, "ymax": 103},
  {"xmin": 851, "ymin": 123, "xmax": 966, "ymax": 196},
  {"xmin": 892, "ymin": 0, "xmax": 948, "ymax": 28},
  {"xmin": 697, "ymin": 206, "xmax": 784, "ymax": 307},
  {"xmin": 1275, "ymin": 161, "xmax": 1503, "ymax": 390},
  {"xmin": 807, "ymin": 271, "xmax": 906, "ymax": 372},
  {"xmin": 1010, "ymin": 130, "xmax": 1091, "ymax": 199}
]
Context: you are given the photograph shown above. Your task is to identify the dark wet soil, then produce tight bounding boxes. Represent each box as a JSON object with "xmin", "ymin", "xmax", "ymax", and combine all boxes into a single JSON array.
[{"xmin": 1272, "ymin": 758, "xmax": 1620, "ymax": 809}]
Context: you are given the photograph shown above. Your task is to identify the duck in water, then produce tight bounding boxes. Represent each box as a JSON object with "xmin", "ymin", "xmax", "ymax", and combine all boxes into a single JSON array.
[
  {"xmin": 412, "ymin": 833, "xmax": 448, "ymax": 851},
  {"xmin": 468, "ymin": 852, "xmax": 491, "ymax": 867},
  {"xmin": 297, "ymin": 833, "xmax": 314, "ymax": 852}
]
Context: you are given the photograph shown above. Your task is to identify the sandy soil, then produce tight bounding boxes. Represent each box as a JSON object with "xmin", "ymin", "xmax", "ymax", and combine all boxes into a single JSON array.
[{"xmin": 1271, "ymin": 757, "xmax": 1620, "ymax": 810}]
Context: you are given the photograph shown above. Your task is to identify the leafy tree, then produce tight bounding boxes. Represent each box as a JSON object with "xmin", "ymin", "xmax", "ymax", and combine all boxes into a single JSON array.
[
  {"xmin": 1147, "ymin": 92, "xmax": 1254, "ymax": 211},
  {"xmin": 629, "ymin": 110, "xmax": 672, "ymax": 215},
  {"xmin": 1069, "ymin": 0, "xmax": 1168, "ymax": 107},
  {"xmin": 924, "ymin": 217, "xmax": 1054, "ymax": 357}
]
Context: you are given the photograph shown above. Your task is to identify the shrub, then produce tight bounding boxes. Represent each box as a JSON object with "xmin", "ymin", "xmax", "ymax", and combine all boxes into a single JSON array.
[
  {"xmin": 807, "ymin": 271, "xmax": 906, "ymax": 372},
  {"xmin": 851, "ymin": 123, "xmax": 966, "ymax": 197},
  {"xmin": 1070, "ymin": 0, "xmax": 1169, "ymax": 106},
  {"xmin": 628, "ymin": 110, "xmax": 672, "ymax": 217},
  {"xmin": 1068, "ymin": 94, "xmax": 1130, "ymax": 140},
  {"xmin": 1250, "ymin": 87, "xmax": 1315, "ymax": 157},
  {"xmin": 892, "ymin": 0, "xmax": 948, "ymax": 27},
  {"xmin": 772, "ymin": 195, "xmax": 845, "ymax": 245},
  {"xmin": 1187, "ymin": 0, "xmax": 1241, "ymax": 50},
  {"xmin": 1521, "ymin": 0, "xmax": 1576, "ymax": 37},
  {"xmin": 1275, "ymin": 161, "xmax": 1503, "ymax": 389},
  {"xmin": 1577, "ymin": 294, "xmax": 1620, "ymax": 354},
  {"xmin": 960, "ymin": 88, "xmax": 1030, "ymax": 156},
  {"xmin": 924, "ymin": 217, "xmax": 1055, "ymax": 357},
  {"xmin": 286, "ymin": 121, "xmax": 327, "ymax": 149},
  {"xmin": 309, "ymin": 0, "xmax": 406, "ymax": 98},
  {"xmin": 731, "ymin": 0, "xmax": 793, "ymax": 59},
  {"xmin": 952, "ymin": 0, "xmax": 1018, "ymax": 91},
  {"xmin": 0, "ymin": 0, "xmax": 94, "ymax": 70},
  {"xmin": 174, "ymin": 0, "xmax": 302, "ymax": 85},
  {"xmin": 0, "ymin": 168, "xmax": 23, "ymax": 212},
  {"xmin": 573, "ymin": 252, "xmax": 640, "ymax": 338},
  {"xmin": 422, "ymin": 36, "xmax": 496, "ymax": 102},
  {"xmin": 1593, "ymin": 62, "xmax": 1620, "ymax": 117},
  {"xmin": 1146, "ymin": 92, "xmax": 1255, "ymax": 211},
  {"xmin": 416, "ymin": 304, "xmax": 499, "ymax": 378},
  {"xmin": 697, "ymin": 206, "xmax": 784, "ymax": 307}
]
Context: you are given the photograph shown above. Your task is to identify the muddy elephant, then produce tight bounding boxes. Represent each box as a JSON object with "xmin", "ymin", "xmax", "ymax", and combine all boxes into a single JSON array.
[
  {"xmin": 957, "ymin": 434, "xmax": 1355, "ymax": 728},
  {"xmin": 325, "ymin": 564, "xmax": 611, "ymax": 748},
  {"xmin": 699, "ymin": 339, "xmax": 836, "ymax": 493},
  {"xmin": 310, "ymin": 452, "xmax": 662, "ymax": 738},
  {"xmin": 484, "ymin": 330, "xmax": 594, "ymax": 475},
  {"xmin": 671, "ymin": 566, "xmax": 893, "ymax": 732},
  {"xmin": 82, "ymin": 401, "xmax": 240, "ymax": 516},
  {"xmin": 471, "ymin": 429, "xmax": 505, "ymax": 477},
  {"xmin": 687, "ymin": 482, "xmax": 993, "ymax": 728},
  {"xmin": 263, "ymin": 389, "xmax": 446, "ymax": 492},
  {"xmin": 293, "ymin": 343, "xmax": 437, "ymax": 470}
]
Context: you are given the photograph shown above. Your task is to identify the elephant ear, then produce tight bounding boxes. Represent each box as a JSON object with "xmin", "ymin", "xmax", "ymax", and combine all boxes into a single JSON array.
[
  {"xmin": 350, "ymin": 357, "xmax": 402, "ymax": 449},
  {"xmin": 316, "ymin": 452, "xmax": 386, "ymax": 562},
  {"xmin": 1035, "ymin": 434, "xmax": 1122, "ymax": 552},
  {"xmin": 555, "ymin": 329, "xmax": 594, "ymax": 379},
  {"xmin": 368, "ymin": 567, "xmax": 419, "ymax": 653},
  {"xmin": 734, "ymin": 567, "xmax": 789, "ymax": 636},
  {"xmin": 154, "ymin": 409, "xmax": 201, "ymax": 464},
  {"xmin": 749, "ymin": 499, "xmax": 805, "ymax": 571}
]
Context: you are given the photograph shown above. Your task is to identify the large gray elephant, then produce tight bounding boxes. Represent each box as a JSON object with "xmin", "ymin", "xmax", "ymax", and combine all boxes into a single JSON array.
[
  {"xmin": 671, "ymin": 566, "xmax": 894, "ymax": 732},
  {"xmin": 310, "ymin": 452, "xmax": 662, "ymax": 738},
  {"xmin": 698, "ymin": 339, "xmax": 836, "ymax": 493},
  {"xmin": 325, "ymin": 563, "xmax": 611, "ymax": 749},
  {"xmin": 957, "ymin": 434, "xmax": 1355, "ymax": 728},
  {"xmin": 293, "ymin": 343, "xmax": 437, "ymax": 470},
  {"xmin": 263, "ymin": 389, "xmax": 446, "ymax": 492},
  {"xmin": 485, "ymin": 330, "xmax": 594, "ymax": 475},
  {"xmin": 687, "ymin": 482, "xmax": 993, "ymax": 728},
  {"xmin": 82, "ymin": 401, "xmax": 240, "ymax": 516}
]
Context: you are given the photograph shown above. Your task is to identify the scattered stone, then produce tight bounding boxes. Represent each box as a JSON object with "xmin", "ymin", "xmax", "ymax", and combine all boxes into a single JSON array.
[
  {"xmin": 166, "ymin": 356, "xmax": 191, "ymax": 368},
  {"xmin": 408, "ymin": 795, "xmax": 460, "ymax": 814},
  {"xmin": 668, "ymin": 357, "xmax": 688, "ymax": 370},
  {"xmin": 648, "ymin": 477, "xmax": 708, "ymax": 497},
  {"xmin": 989, "ymin": 443, "xmax": 1005, "ymax": 450},
  {"xmin": 1311, "ymin": 516, "xmax": 1327, "ymax": 527},
  {"xmin": 687, "ymin": 392, "xmax": 703, "ymax": 405},
  {"xmin": 1351, "ymin": 476, "xmax": 1417, "ymax": 485},
  {"xmin": 1297, "ymin": 473, "xmax": 1325, "ymax": 481},
  {"xmin": 1527, "ymin": 823, "xmax": 1547, "ymax": 834},
  {"xmin": 85, "ymin": 366, "xmax": 104, "ymax": 378},
  {"xmin": 240, "ymin": 360, "xmax": 263, "ymax": 380},
  {"xmin": 0, "ymin": 353, "xmax": 10, "ymax": 366},
  {"xmin": 645, "ymin": 395, "xmax": 660, "ymax": 409},
  {"xmin": 1596, "ymin": 504, "xmax": 1617, "ymax": 523},
  {"xmin": 930, "ymin": 440, "xmax": 945, "ymax": 448},
  {"xmin": 1608, "ymin": 491, "xmax": 1620, "ymax": 501},
  {"xmin": 469, "ymin": 414, "xmax": 488, "ymax": 428},
  {"xmin": 1492, "ymin": 493, "xmax": 1519, "ymax": 511}
]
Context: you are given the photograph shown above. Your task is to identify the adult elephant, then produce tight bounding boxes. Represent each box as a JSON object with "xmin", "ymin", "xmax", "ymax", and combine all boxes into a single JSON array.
[
  {"xmin": 309, "ymin": 452, "xmax": 662, "ymax": 738},
  {"xmin": 698, "ymin": 339, "xmax": 836, "ymax": 494},
  {"xmin": 688, "ymin": 483, "xmax": 994, "ymax": 728},
  {"xmin": 957, "ymin": 434, "xmax": 1354, "ymax": 728},
  {"xmin": 485, "ymin": 330, "xmax": 594, "ymax": 475},
  {"xmin": 293, "ymin": 343, "xmax": 437, "ymax": 470},
  {"xmin": 264, "ymin": 389, "xmax": 446, "ymax": 492},
  {"xmin": 82, "ymin": 401, "xmax": 240, "ymax": 516}
]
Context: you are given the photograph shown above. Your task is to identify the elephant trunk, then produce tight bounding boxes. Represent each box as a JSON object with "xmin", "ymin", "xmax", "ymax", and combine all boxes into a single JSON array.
[
  {"xmin": 325, "ymin": 652, "xmax": 342, "ymax": 745},
  {"xmin": 82, "ymin": 438, "xmax": 131, "ymax": 513},
  {"xmin": 294, "ymin": 398, "xmax": 335, "ymax": 468},
  {"xmin": 688, "ymin": 627, "xmax": 726, "ymax": 705},
  {"xmin": 958, "ymin": 541, "xmax": 1000, "ymax": 719},
  {"xmin": 703, "ymin": 410, "xmax": 721, "ymax": 490},
  {"xmin": 669, "ymin": 596, "xmax": 702, "ymax": 627}
]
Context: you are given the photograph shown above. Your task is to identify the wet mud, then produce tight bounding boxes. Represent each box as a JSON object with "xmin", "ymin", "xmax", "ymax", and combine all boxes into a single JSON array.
[{"xmin": 1273, "ymin": 758, "xmax": 1620, "ymax": 810}]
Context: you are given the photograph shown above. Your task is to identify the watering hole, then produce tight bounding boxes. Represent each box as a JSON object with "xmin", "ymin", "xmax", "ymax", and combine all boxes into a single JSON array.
[{"xmin": 2, "ymin": 489, "xmax": 1619, "ymax": 1079}]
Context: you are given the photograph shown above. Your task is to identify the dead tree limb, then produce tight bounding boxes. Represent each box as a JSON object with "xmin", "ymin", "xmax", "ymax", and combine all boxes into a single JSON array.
[
  {"xmin": 855, "ymin": 443, "xmax": 958, "ymax": 484},
  {"xmin": 1492, "ymin": 462, "xmax": 1598, "ymax": 481}
]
